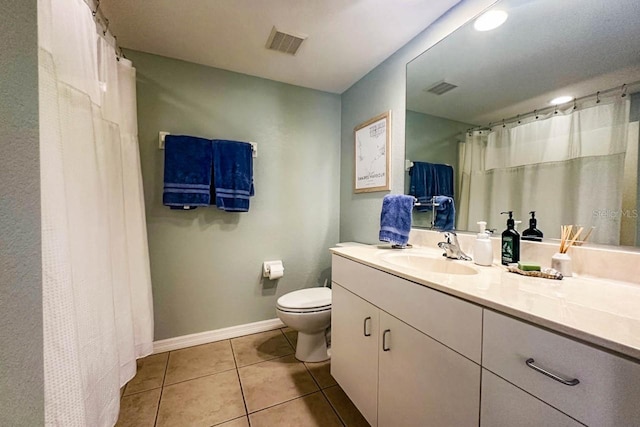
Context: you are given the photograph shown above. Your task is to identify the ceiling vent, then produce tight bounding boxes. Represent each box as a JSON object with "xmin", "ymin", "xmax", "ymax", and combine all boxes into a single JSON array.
[
  {"xmin": 425, "ymin": 80, "xmax": 458, "ymax": 95},
  {"xmin": 266, "ymin": 26, "xmax": 307, "ymax": 55}
]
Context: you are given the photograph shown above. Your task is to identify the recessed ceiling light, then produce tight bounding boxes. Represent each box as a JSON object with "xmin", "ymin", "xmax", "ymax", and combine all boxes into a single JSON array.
[
  {"xmin": 550, "ymin": 95, "xmax": 573, "ymax": 105},
  {"xmin": 474, "ymin": 10, "xmax": 508, "ymax": 32}
]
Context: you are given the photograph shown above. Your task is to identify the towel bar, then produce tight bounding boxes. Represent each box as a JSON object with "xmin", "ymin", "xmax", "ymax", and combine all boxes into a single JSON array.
[{"xmin": 159, "ymin": 131, "xmax": 258, "ymax": 158}]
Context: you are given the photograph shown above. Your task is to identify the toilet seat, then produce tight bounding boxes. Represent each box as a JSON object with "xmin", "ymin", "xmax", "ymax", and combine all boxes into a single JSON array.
[{"xmin": 276, "ymin": 287, "xmax": 331, "ymax": 313}]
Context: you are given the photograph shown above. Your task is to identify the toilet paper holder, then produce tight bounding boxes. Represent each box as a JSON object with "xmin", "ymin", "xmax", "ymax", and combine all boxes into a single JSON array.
[{"xmin": 263, "ymin": 260, "xmax": 284, "ymax": 279}]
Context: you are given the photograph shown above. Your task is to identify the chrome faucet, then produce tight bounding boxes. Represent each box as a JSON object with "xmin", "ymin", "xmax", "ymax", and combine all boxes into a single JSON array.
[{"xmin": 438, "ymin": 231, "xmax": 472, "ymax": 261}]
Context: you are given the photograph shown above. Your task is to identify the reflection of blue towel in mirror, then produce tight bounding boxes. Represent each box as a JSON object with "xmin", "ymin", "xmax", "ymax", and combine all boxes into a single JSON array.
[
  {"xmin": 379, "ymin": 194, "xmax": 414, "ymax": 247},
  {"xmin": 409, "ymin": 162, "xmax": 454, "ymax": 212},
  {"xmin": 433, "ymin": 196, "xmax": 455, "ymax": 231}
]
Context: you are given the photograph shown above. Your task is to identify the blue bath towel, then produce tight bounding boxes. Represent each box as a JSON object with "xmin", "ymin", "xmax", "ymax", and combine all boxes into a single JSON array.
[
  {"xmin": 379, "ymin": 194, "xmax": 414, "ymax": 247},
  {"xmin": 163, "ymin": 135, "xmax": 213, "ymax": 209},
  {"xmin": 212, "ymin": 140, "xmax": 254, "ymax": 212},
  {"xmin": 409, "ymin": 162, "xmax": 454, "ymax": 212},
  {"xmin": 433, "ymin": 196, "xmax": 455, "ymax": 231}
]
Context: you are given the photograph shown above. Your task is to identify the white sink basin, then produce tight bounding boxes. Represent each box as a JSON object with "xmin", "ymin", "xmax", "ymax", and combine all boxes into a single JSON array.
[{"xmin": 379, "ymin": 252, "xmax": 478, "ymax": 276}]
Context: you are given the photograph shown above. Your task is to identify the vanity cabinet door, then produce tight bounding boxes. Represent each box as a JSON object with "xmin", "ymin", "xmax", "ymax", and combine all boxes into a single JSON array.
[
  {"xmin": 331, "ymin": 283, "xmax": 379, "ymax": 427},
  {"xmin": 480, "ymin": 369, "xmax": 582, "ymax": 427},
  {"xmin": 377, "ymin": 311, "xmax": 480, "ymax": 427}
]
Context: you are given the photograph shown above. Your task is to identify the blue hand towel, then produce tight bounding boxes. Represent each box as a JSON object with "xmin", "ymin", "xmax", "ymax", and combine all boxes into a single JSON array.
[
  {"xmin": 379, "ymin": 194, "xmax": 414, "ymax": 247},
  {"xmin": 433, "ymin": 196, "xmax": 455, "ymax": 231},
  {"xmin": 212, "ymin": 140, "xmax": 254, "ymax": 212},
  {"xmin": 163, "ymin": 135, "xmax": 213, "ymax": 209},
  {"xmin": 409, "ymin": 162, "xmax": 454, "ymax": 212}
]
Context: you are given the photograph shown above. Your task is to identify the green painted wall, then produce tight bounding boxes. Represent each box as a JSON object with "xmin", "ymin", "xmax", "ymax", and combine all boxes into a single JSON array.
[
  {"xmin": 339, "ymin": 0, "xmax": 496, "ymax": 243},
  {"xmin": 0, "ymin": 0, "xmax": 43, "ymax": 424},
  {"xmin": 128, "ymin": 50, "xmax": 341, "ymax": 340}
]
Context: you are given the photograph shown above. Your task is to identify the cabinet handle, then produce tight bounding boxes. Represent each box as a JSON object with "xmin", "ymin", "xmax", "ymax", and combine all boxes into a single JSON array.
[
  {"xmin": 525, "ymin": 358, "xmax": 580, "ymax": 386},
  {"xmin": 363, "ymin": 316, "xmax": 372, "ymax": 337},
  {"xmin": 382, "ymin": 329, "xmax": 391, "ymax": 351}
]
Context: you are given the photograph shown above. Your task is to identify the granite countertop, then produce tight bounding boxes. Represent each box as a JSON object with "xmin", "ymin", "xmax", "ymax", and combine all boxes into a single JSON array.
[{"xmin": 330, "ymin": 244, "xmax": 640, "ymax": 361}]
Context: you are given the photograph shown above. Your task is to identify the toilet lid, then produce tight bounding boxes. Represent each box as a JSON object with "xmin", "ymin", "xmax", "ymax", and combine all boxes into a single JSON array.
[{"xmin": 277, "ymin": 287, "xmax": 331, "ymax": 310}]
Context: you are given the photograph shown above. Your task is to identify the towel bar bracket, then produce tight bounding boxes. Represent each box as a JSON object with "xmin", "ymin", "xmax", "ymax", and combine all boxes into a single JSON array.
[{"xmin": 159, "ymin": 131, "xmax": 170, "ymax": 149}]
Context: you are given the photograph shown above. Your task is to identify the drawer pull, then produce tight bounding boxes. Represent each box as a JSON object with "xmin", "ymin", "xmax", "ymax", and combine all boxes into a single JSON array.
[
  {"xmin": 363, "ymin": 316, "xmax": 372, "ymax": 337},
  {"xmin": 382, "ymin": 329, "xmax": 391, "ymax": 351},
  {"xmin": 525, "ymin": 358, "xmax": 580, "ymax": 386}
]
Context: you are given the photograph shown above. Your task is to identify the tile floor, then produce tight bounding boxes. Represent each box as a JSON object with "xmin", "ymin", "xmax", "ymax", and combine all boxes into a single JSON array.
[{"xmin": 117, "ymin": 328, "xmax": 369, "ymax": 427}]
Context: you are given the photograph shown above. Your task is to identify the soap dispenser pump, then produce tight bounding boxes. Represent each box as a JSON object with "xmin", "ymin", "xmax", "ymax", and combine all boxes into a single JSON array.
[
  {"xmin": 500, "ymin": 211, "xmax": 520, "ymax": 265},
  {"xmin": 474, "ymin": 221, "xmax": 493, "ymax": 266},
  {"xmin": 522, "ymin": 211, "xmax": 544, "ymax": 242}
]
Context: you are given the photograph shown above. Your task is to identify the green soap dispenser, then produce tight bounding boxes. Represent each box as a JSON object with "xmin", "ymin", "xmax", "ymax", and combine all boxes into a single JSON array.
[
  {"xmin": 501, "ymin": 211, "xmax": 520, "ymax": 265},
  {"xmin": 522, "ymin": 211, "xmax": 544, "ymax": 242}
]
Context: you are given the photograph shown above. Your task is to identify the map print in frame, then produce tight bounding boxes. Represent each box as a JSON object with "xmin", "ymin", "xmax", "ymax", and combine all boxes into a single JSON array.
[{"xmin": 354, "ymin": 111, "xmax": 391, "ymax": 193}]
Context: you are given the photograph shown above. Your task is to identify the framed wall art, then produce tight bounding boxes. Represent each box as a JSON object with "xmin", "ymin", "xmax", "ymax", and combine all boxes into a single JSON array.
[{"xmin": 354, "ymin": 111, "xmax": 391, "ymax": 193}]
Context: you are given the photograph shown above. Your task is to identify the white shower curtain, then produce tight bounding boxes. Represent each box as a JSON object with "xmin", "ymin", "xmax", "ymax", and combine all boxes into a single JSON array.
[
  {"xmin": 458, "ymin": 98, "xmax": 630, "ymax": 245},
  {"xmin": 39, "ymin": 0, "xmax": 154, "ymax": 425}
]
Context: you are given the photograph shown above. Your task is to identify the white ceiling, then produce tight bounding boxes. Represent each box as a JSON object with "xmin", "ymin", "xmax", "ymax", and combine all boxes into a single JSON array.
[
  {"xmin": 101, "ymin": 0, "xmax": 460, "ymax": 94},
  {"xmin": 406, "ymin": 0, "xmax": 640, "ymax": 125}
]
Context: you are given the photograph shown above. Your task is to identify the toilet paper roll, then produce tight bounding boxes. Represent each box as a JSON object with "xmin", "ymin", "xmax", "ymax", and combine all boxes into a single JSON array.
[
  {"xmin": 263, "ymin": 260, "xmax": 284, "ymax": 280},
  {"xmin": 269, "ymin": 264, "xmax": 284, "ymax": 280}
]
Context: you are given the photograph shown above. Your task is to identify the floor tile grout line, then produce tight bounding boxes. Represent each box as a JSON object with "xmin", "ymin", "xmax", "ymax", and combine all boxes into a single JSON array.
[
  {"xmin": 280, "ymin": 328, "xmax": 296, "ymax": 349},
  {"xmin": 239, "ymin": 352, "xmax": 321, "ymax": 417},
  {"xmin": 236, "ymin": 351, "xmax": 305, "ymax": 371},
  {"xmin": 121, "ymin": 385, "xmax": 163, "ymax": 397},
  {"xmin": 246, "ymin": 389, "xmax": 322, "ymax": 415},
  {"xmin": 153, "ymin": 351, "xmax": 171, "ymax": 427},
  {"xmin": 162, "ymin": 365, "xmax": 238, "ymax": 388},
  {"xmin": 320, "ymin": 387, "xmax": 347, "ymax": 427},
  {"xmin": 235, "ymin": 368, "xmax": 252, "ymax": 427},
  {"xmin": 122, "ymin": 354, "xmax": 170, "ymax": 397},
  {"xmin": 209, "ymin": 414, "xmax": 249, "ymax": 427},
  {"xmin": 301, "ymin": 359, "xmax": 323, "ymax": 390},
  {"xmin": 228, "ymin": 338, "xmax": 253, "ymax": 427},
  {"xmin": 235, "ymin": 350, "xmax": 296, "ymax": 370},
  {"xmin": 232, "ymin": 329, "xmax": 294, "ymax": 368},
  {"xmin": 230, "ymin": 340, "xmax": 252, "ymax": 426}
]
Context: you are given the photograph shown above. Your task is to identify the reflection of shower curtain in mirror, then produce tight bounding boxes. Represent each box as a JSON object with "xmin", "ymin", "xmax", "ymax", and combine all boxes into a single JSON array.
[{"xmin": 458, "ymin": 98, "xmax": 630, "ymax": 245}]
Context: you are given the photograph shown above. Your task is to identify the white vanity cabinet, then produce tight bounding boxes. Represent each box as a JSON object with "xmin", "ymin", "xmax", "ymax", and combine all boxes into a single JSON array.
[
  {"xmin": 331, "ymin": 249, "xmax": 640, "ymax": 427},
  {"xmin": 331, "ymin": 255, "xmax": 482, "ymax": 427}
]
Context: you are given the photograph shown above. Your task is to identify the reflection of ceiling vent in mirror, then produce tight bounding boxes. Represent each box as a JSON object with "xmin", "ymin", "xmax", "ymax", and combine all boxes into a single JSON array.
[
  {"xmin": 425, "ymin": 80, "xmax": 458, "ymax": 95},
  {"xmin": 266, "ymin": 26, "xmax": 307, "ymax": 55}
]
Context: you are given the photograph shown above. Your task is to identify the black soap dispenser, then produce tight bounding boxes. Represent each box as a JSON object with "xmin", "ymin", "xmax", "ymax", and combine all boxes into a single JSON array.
[
  {"xmin": 500, "ymin": 211, "xmax": 520, "ymax": 265},
  {"xmin": 522, "ymin": 211, "xmax": 544, "ymax": 242}
]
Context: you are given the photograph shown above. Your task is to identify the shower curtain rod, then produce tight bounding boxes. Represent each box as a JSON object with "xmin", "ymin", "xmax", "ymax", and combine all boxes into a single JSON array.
[
  {"xmin": 84, "ymin": 0, "xmax": 127, "ymax": 60},
  {"xmin": 466, "ymin": 80, "xmax": 640, "ymax": 134}
]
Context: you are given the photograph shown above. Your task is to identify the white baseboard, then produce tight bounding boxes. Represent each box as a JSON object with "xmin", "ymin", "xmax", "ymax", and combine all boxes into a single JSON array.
[{"xmin": 152, "ymin": 318, "xmax": 286, "ymax": 354}]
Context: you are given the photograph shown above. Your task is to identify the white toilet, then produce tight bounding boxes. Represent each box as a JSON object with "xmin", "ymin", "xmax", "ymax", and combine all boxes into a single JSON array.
[
  {"xmin": 276, "ymin": 287, "xmax": 332, "ymax": 362},
  {"xmin": 276, "ymin": 242, "xmax": 366, "ymax": 363}
]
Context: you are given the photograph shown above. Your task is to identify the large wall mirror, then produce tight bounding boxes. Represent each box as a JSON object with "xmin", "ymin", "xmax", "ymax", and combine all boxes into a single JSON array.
[{"xmin": 405, "ymin": 0, "xmax": 640, "ymax": 247}]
